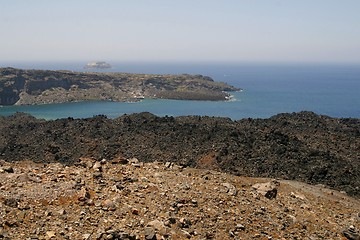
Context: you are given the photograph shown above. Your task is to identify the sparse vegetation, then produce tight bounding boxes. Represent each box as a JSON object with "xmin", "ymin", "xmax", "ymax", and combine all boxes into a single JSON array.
[{"xmin": 0, "ymin": 68, "xmax": 240, "ymax": 105}]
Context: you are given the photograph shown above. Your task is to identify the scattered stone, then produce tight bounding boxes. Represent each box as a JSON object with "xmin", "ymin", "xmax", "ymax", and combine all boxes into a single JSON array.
[
  {"xmin": 2, "ymin": 166, "xmax": 14, "ymax": 173},
  {"xmin": 182, "ymin": 183, "xmax": 191, "ymax": 190},
  {"xmin": 93, "ymin": 172, "xmax": 103, "ymax": 179},
  {"xmin": 205, "ymin": 232, "xmax": 215, "ymax": 239},
  {"xmin": 82, "ymin": 233, "xmax": 91, "ymax": 240},
  {"xmin": 164, "ymin": 162, "xmax": 173, "ymax": 169},
  {"xmin": 300, "ymin": 203, "xmax": 311, "ymax": 210},
  {"xmin": 78, "ymin": 187, "xmax": 90, "ymax": 201},
  {"xmin": 343, "ymin": 225, "xmax": 360, "ymax": 240},
  {"xmin": 129, "ymin": 158, "xmax": 139, "ymax": 165},
  {"xmin": 291, "ymin": 192, "xmax": 307, "ymax": 200},
  {"xmin": 252, "ymin": 180, "xmax": 280, "ymax": 199},
  {"xmin": 27, "ymin": 173, "xmax": 42, "ymax": 183},
  {"xmin": 141, "ymin": 177, "xmax": 149, "ymax": 182},
  {"xmin": 235, "ymin": 224, "xmax": 246, "ymax": 231},
  {"xmin": 0, "ymin": 228, "xmax": 9, "ymax": 238},
  {"xmin": 168, "ymin": 217, "xmax": 176, "ymax": 224},
  {"xmin": 0, "ymin": 159, "xmax": 358, "ymax": 239},
  {"xmin": 92, "ymin": 161, "xmax": 102, "ymax": 171},
  {"xmin": 4, "ymin": 198, "xmax": 18, "ymax": 208},
  {"xmin": 144, "ymin": 227, "xmax": 156, "ymax": 240},
  {"xmin": 131, "ymin": 208, "xmax": 139, "ymax": 215},
  {"xmin": 178, "ymin": 218, "xmax": 192, "ymax": 228},
  {"xmin": 221, "ymin": 182, "xmax": 237, "ymax": 196},
  {"xmin": 102, "ymin": 199, "xmax": 116, "ymax": 211},
  {"xmin": 46, "ymin": 231, "xmax": 56, "ymax": 238},
  {"xmin": 147, "ymin": 220, "xmax": 167, "ymax": 236},
  {"xmin": 57, "ymin": 209, "xmax": 66, "ymax": 215},
  {"xmin": 180, "ymin": 229, "xmax": 191, "ymax": 238},
  {"xmin": 112, "ymin": 157, "xmax": 129, "ymax": 164}
]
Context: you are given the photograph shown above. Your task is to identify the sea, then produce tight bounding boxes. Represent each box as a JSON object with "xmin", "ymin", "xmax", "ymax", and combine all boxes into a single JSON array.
[{"xmin": 0, "ymin": 62, "xmax": 359, "ymax": 120}]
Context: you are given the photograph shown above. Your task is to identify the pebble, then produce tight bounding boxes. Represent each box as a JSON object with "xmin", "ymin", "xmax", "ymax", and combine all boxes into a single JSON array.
[
  {"xmin": 147, "ymin": 220, "xmax": 167, "ymax": 236},
  {"xmin": 180, "ymin": 229, "xmax": 191, "ymax": 238},
  {"xmin": 82, "ymin": 233, "xmax": 91, "ymax": 240},
  {"xmin": 78, "ymin": 187, "xmax": 90, "ymax": 201},
  {"xmin": 144, "ymin": 227, "xmax": 156, "ymax": 240},
  {"xmin": 3, "ymin": 166, "xmax": 14, "ymax": 173},
  {"xmin": 92, "ymin": 161, "xmax": 102, "ymax": 171},
  {"xmin": 131, "ymin": 208, "xmax": 139, "ymax": 215},
  {"xmin": 221, "ymin": 182, "xmax": 238, "ymax": 196},
  {"xmin": 46, "ymin": 231, "xmax": 56, "ymax": 238},
  {"xmin": 342, "ymin": 225, "xmax": 360, "ymax": 240},
  {"xmin": 235, "ymin": 224, "xmax": 246, "ymax": 231},
  {"xmin": 102, "ymin": 199, "xmax": 116, "ymax": 211}
]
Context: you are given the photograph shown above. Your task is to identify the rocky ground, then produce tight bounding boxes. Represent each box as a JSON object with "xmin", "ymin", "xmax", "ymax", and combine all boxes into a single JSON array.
[
  {"xmin": 0, "ymin": 111, "xmax": 359, "ymax": 198},
  {"xmin": 0, "ymin": 159, "xmax": 359, "ymax": 240}
]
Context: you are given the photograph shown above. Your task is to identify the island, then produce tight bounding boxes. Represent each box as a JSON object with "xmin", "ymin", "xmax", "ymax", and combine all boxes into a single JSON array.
[
  {"xmin": 84, "ymin": 61, "xmax": 111, "ymax": 69},
  {"xmin": 0, "ymin": 67, "xmax": 240, "ymax": 105}
]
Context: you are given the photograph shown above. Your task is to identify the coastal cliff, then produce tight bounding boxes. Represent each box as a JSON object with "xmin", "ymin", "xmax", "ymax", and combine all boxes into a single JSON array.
[{"xmin": 0, "ymin": 67, "xmax": 239, "ymax": 105}]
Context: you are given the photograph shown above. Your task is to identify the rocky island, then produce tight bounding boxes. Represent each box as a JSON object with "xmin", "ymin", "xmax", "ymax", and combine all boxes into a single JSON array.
[
  {"xmin": 84, "ymin": 61, "xmax": 112, "ymax": 69},
  {"xmin": 0, "ymin": 67, "xmax": 239, "ymax": 105}
]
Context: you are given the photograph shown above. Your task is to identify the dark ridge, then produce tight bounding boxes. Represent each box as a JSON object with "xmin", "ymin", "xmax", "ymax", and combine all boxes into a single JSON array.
[{"xmin": 0, "ymin": 111, "xmax": 359, "ymax": 197}]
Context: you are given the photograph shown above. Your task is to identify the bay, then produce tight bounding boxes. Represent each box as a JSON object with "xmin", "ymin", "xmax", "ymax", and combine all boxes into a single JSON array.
[{"xmin": 0, "ymin": 62, "xmax": 359, "ymax": 120}]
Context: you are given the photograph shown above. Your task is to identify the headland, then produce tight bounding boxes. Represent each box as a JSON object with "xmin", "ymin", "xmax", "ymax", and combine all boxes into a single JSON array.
[{"xmin": 0, "ymin": 67, "xmax": 240, "ymax": 105}]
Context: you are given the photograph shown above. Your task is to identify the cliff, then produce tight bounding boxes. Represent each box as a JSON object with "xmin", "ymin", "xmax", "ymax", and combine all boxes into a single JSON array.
[{"xmin": 0, "ymin": 67, "xmax": 240, "ymax": 105}]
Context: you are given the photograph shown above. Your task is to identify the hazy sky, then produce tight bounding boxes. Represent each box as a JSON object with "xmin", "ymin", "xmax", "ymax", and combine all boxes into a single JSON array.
[{"xmin": 1, "ymin": 0, "xmax": 360, "ymax": 63}]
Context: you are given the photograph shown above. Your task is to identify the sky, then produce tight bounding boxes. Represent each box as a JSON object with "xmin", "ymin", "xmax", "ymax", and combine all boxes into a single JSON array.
[{"xmin": 1, "ymin": 0, "xmax": 360, "ymax": 64}]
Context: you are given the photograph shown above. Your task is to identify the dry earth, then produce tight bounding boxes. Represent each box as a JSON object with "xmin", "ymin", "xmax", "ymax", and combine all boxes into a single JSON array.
[{"xmin": 0, "ymin": 158, "xmax": 359, "ymax": 240}]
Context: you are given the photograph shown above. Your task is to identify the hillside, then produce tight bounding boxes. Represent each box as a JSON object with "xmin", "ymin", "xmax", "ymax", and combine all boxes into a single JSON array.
[
  {"xmin": 0, "ymin": 159, "xmax": 359, "ymax": 239},
  {"xmin": 0, "ymin": 67, "xmax": 239, "ymax": 105},
  {"xmin": 0, "ymin": 111, "xmax": 359, "ymax": 199}
]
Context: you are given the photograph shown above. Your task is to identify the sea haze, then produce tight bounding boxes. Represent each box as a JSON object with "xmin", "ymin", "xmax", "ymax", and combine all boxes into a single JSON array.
[{"xmin": 0, "ymin": 62, "xmax": 359, "ymax": 120}]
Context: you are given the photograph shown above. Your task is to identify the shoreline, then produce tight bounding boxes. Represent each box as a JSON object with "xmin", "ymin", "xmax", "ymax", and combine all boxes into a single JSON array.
[{"xmin": 0, "ymin": 67, "xmax": 240, "ymax": 106}]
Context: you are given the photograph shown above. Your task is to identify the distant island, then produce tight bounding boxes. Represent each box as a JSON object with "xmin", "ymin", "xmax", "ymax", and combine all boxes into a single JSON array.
[
  {"xmin": 84, "ymin": 61, "xmax": 112, "ymax": 69},
  {"xmin": 0, "ymin": 67, "xmax": 240, "ymax": 105}
]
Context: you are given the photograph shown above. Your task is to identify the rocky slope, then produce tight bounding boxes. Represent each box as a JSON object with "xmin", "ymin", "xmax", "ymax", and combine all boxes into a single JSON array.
[
  {"xmin": 0, "ymin": 159, "xmax": 359, "ymax": 239},
  {"xmin": 0, "ymin": 67, "xmax": 239, "ymax": 105},
  {"xmin": 0, "ymin": 111, "xmax": 359, "ymax": 198}
]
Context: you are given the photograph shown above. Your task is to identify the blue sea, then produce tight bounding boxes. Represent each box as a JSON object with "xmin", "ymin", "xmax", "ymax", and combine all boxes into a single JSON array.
[{"xmin": 0, "ymin": 62, "xmax": 359, "ymax": 120}]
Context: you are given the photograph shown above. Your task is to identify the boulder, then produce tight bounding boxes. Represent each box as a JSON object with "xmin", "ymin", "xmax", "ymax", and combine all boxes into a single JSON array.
[{"xmin": 252, "ymin": 180, "xmax": 280, "ymax": 199}]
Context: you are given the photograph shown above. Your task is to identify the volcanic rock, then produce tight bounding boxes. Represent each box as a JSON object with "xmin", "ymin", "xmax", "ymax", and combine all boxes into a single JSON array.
[
  {"xmin": 252, "ymin": 180, "xmax": 279, "ymax": 199},
  {"xmin": 0, "ymin": 111, "xmax": 358, "ymax": 198},
  {"xmin": 0, "ymin": 160, "xmax": 359, "ymax": 239}
]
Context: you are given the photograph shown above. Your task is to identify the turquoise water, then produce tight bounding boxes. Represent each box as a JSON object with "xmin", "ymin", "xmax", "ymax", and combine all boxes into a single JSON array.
[
  {"xmin": 0, "ymin": 63, "xmax": 359, "ymax": 120},
  {"xmin": 0, "ymin": 96, "xmax": 243, "ymax": 120}
]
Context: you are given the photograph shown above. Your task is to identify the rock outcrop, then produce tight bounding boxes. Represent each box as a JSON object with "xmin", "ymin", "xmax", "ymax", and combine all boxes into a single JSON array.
[{"xmin": 0, "ymin": 67, "xmax": 240, "ymax": 105}]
